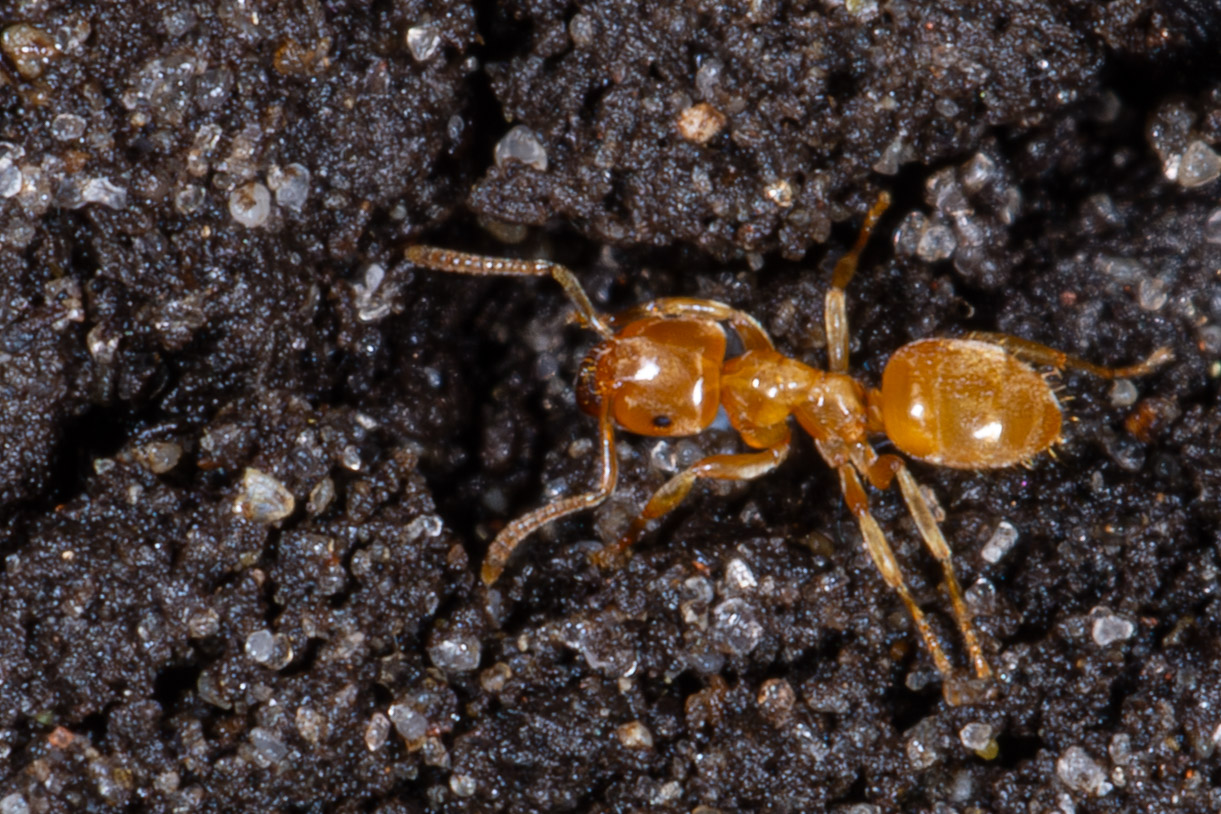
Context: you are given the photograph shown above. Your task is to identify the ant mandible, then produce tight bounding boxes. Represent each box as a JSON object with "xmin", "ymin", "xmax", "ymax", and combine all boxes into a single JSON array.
[{"xmin": 406, "ymin": 193, "xmax": 1172, "ymax": 683}]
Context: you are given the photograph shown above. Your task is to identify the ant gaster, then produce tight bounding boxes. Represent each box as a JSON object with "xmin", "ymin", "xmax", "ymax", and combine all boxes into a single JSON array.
[{"xmin": 406, "ymin": 193, "xmax": 1172, "ymax": 686}]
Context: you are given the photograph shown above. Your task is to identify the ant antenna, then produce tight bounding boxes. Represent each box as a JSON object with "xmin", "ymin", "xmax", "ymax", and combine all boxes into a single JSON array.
[{"xmin": 406, "ymin": 246, "xmax": 614, "ymax": 339}]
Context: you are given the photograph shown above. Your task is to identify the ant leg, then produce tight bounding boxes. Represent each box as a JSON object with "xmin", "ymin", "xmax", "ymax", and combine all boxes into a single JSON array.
[
  {"xmin": 609, "ymin": 297, "xmax": 775, "ymax": 351},
  {"xmin": 482, "ymin": 403, "xmax": 619, "ymax": 586},
  {"xmin": 837, "ymin": 463, "xmax": 954, "ymax": 676},
  {"xmin": 825, "ymin": 193, "xmax": 892, "ymax": 373},
  {"xmin": 964, "ymin": 331, "xmax": 1173, "ymax": 379},
  {"xmin": 591, "ymin": 436, "xmax": 791, "ymax": 571},
  {"xmin": 406, "ymin": 246, "xmax": 613, "ymax": 339},
  {"xmin": 860, "ymin": 454, "xmax": 991, "ymax": 679}
]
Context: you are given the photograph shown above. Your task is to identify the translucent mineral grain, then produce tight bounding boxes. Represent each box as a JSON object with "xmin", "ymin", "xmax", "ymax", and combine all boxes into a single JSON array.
[
  {"xmin": 1056, "ymin": 746, "xmax": 1112, "ymax": 796},
  {"xmin": 406, "ymin": 24, "xmax": 440, "ymax": 62},
  {"xmin": 494, "ymin": 125, "xmax": 548, "ymax": 172},
  {"xmin": 615, "ymin": 721, "xmax": 654, "ymax": 749},
  {"xmin": 389, "ymin": 703, "xmax": 428, "ymax": 742},
  {"xmin": 1206, "ymin": 208, "xmax": 1221, "ymax": 244},
  {"xmin": 364, "ymin": 712, "xmax": 390, "ymax": 751},
  {"xmin": 228, "ymin": 181, "xmax": 271, "ymax": 228},
  {"xmin": 233, "ymin": 468, "xmax": 295, "ymax": 523},
  {"xmin": 676, "ymin": 102, "xmax": 727, "ymax": 145},
  {"xmin": 981, "ymin": 520, "xmax": 1019, "ymax": 564},
  {"xmin": 79, "ymin": 177, "xmax": 127, "ymax": 210},
  {"xmin": 1176, "ymin": 140, "xmax": 1221, "ymax": 188},
  {"xmin": 449, "ymin": 774, "xmax": 476, "ymax": 798},
  {"xmin": 1091, "ymin": 610, "xmax": 1135, "ymax": 646},
  {"xmin": 2, "ymin": 24, "xmax": 57, "ymax": 79},
  {"xmin": 958, "ymin": 722, "xmax": 990, "ymax": 750},
  {"xmin": 428, "ymin": 632, "xmax": 480, "ymax": 672},
  {"xmin": 245, "ymin": 629, "xmax": 293, "ymax": 669},
  {"xmin": 51, "ymin": 113, "xmax": 87, "ymax": 141},
  {"xmin": 268, "ymin": 162, "xmax": 310, "ymax": 212},
  {"xmin": 711, "ymin": 598, "xmax": 763, "ymax": 656},
  {"xmin": 916, "ymin": 222, "xmax": 957, "ymax": 262}
]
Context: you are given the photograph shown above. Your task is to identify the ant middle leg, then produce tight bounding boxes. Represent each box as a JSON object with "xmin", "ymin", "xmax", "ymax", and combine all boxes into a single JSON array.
[
  {"xmin": 963, "ymin": 331, "xmax": 1174, "ymax": 379},
  {"xmin": 590, "ymin": 436, "xmax": 791, "ymax": 571},
  {"xmin": 824, "ymin": 192, "xmax": 892, "ymax": 373}
]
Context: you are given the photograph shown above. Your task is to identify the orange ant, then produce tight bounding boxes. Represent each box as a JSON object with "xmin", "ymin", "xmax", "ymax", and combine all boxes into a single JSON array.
[{"xmin": 406, "ymin": 193, "xmax": 1172, "ymax": 685}]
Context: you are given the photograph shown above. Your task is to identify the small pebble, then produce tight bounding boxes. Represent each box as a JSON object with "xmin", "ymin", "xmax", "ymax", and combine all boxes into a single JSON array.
[
  {"xmin": 494, "ymin": 125, "xmax": 548, "ymax": 172},
  {"xmin": 0, "ymin": 162, "xmax": 20, "ymax": 199},
  {"xmin": 364, "ymin": 712, "xmax": 390, "ymax": 752},
  {"xmin": 959, "ymin": 722, "xmax": 997, "ymax": 758},
  {"xmin": 569, "ymin": 13, "xmax": 595, "ymax": 48},
  {"xmin": 51, "ymin": 113, "xmax": 86, "ymax": 141},
  {"xmin": 916, "ymin": 222, "xmax": 956, "ymax": 262},
  {"xmin": 1091, "ymin": 610, "xmax": 1135, "ymax": 646},
  {"xmin": 233, "ymin": 468, "xmax": 295, "ymax": 523},
  {"xmin": 79, "ymin": 177, "xmax": 127, "ymax": 210},
  {"xmin": 250, "ymin": 727, "xmax": 288, "ymax": 765},
  {"xmin": 388, "ymin": 703, "xmax": 428, "ymax": 742},
  {"xmin": 1205, "ymin": 208, "xmax": 1221, "ymax": 244},
  {"xmin": 872, "ymin": 137, "xmax": 905, "ymax": 175},
  {"xmin": 756, "ymin": 678, "xmax": 796, "ymax": 725},
  {"xmin": 961, "ymin": 152, "xmax": 997, "ymax": 193},
  {"xmin": 449, "ymin": 774, "xmax": 476, "ymax": 798},
  {"xmin": 296, "ymin": 707, "xmax": 324, "ymax": 744},
  {"xmin": 1056, "ymin": 745, "xmax": 1112, "ymax": 796},
  {"xmin": 712, "ymin": 598, "xmax": 763, "ymax": 656},
  {"xmin": 245, "ymin": 629, "xmax": 293, "ymax": 669},
  {"xmin": 428, "ymin": 632, "xmax": 481, "ymax": 672},
  {"xmin": 228, "ymin": 181, "xmax": 271, "ymax": 228},
  {"xmin": 676, "ymin": 102, "xmax": 727, "ymax": 144},
  {"xmin": 187, "ymin": 608, "xmax": 219, "ymax": 638},
  {"xmin": 135, "ymin": 441, "xmax": 182, "ymax": 474},
  {"xmin": 906, "ymin": 734, "xmax": 939, "ymax": 769},
  {"xmin": 406, "ymin": 24, "xmax": 440, "ymax": 62},
  {"xmin": 1136, "ymin": 276, "xmax": 1168, "ymax": 311},
  {"xmin": 615, "ymin": 721, "xmax": 654, "ymax": 749},
  {"xmin": 724, "ymin": 558, "xmax": 757, "ymax": 593},
  {"xmin": 981, "ymin": 520, "xmax": 1019, "ymax": 564},
  {"xmin": 1, "ymin": 24, "xmax": 57, "ymax": 79},
  {"xmin": 0, "ymin": 794, "xmax": 28, "ymax": 814},
  {"xmin": 1176, "ymin": 140, "xmax": 1221, "ymax": 188},
  {"xmin": 268, "ymin": 163, "xmax": 310, "ymax": 212},
  {"xmin": 1109, "ymin": 379, "xmax": 1138, "ymax": 408}
]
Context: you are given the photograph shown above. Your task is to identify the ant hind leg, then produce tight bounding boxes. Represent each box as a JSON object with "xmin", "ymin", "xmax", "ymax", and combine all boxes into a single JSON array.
[
  {"xmin": 964, "ymin": 331, "xmax": 1173, "ymax": 379},
  {"xmin": 836, "ymin": 463, "xmax": 955, "ymax": 677}
]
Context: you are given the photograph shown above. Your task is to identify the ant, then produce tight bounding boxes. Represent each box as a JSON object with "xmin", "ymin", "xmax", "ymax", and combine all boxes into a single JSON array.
[{"xmin": 406, "ymin": 193, "xmax": 1172, "ymax": 685}]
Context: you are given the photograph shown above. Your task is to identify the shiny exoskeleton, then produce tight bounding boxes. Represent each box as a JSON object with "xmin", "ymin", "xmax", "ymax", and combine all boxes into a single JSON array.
[{"xmin": 406, "ymin": 194, "xmax": 1172, "ymax": 685}]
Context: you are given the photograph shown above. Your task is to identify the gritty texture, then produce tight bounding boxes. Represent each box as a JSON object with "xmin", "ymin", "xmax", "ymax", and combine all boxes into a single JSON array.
[{"xmin": 1, "ymin": 1, "xmax": 1220, "ymax": 813}]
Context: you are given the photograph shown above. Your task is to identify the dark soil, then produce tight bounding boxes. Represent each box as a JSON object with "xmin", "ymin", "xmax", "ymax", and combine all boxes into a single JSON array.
[{"xmin": 0, "ymin": 1, "xmax": 1219, "ymax": 812}]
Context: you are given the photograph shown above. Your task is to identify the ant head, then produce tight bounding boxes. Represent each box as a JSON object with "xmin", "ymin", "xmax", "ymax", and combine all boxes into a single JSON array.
[{"xmin": 579, "ymin": 317, "xmax": 726, "ymax": 437}]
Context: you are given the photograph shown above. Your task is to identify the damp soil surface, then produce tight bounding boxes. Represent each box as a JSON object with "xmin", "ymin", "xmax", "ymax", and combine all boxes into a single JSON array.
[{"xmin": 1, "ymin": 1, "xmax": 1220, "ymax": 812}]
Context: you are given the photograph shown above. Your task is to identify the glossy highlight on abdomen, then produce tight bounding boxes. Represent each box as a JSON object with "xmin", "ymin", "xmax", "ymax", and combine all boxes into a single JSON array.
[{"xmin": 880, "ymin": 338, "xmax": 1062, "ymax": 469}]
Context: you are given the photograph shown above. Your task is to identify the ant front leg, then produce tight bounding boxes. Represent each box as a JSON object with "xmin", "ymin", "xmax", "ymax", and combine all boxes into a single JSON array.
[
  {"xmin": 608, "ymin": 298, "xmax": 775, "ymax": 352},
  {"xmin": 963, "ymin": 331, "xmax": 1174, "ymax": 379},
  {"xmin": 482, "ymin": 402, "xmax": 619, "ymax": 586},
  {"xmin": 590, "ymin": 435, "xmax": 792, "ymax": 572}
]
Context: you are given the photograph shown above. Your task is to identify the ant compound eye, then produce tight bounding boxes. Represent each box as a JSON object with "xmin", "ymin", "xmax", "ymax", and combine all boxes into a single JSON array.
[{"xmin": 652, "ymin": 415, "xmax": 672, "ymax": 429}]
